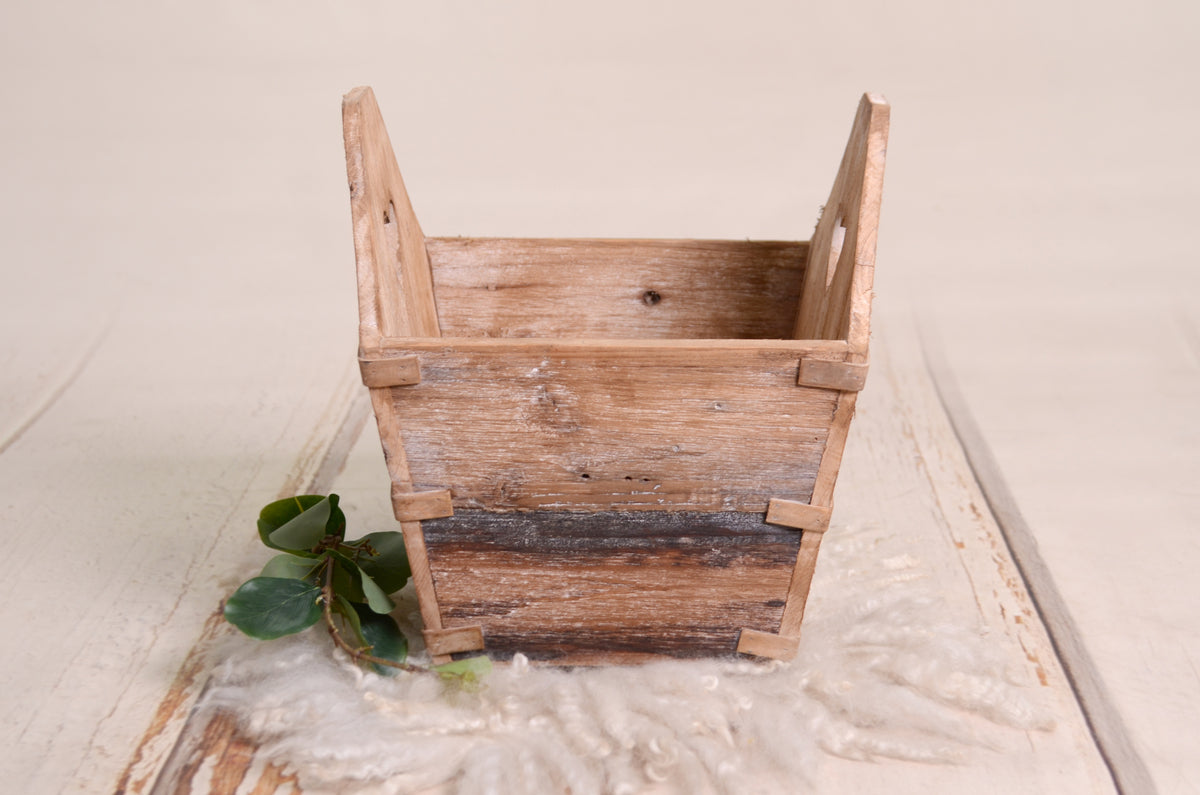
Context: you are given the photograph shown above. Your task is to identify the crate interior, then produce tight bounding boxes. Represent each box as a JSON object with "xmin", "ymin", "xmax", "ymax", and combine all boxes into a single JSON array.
[{"xmin": 423, "ymin": 237, "xmax": 810, "ymax": 340}]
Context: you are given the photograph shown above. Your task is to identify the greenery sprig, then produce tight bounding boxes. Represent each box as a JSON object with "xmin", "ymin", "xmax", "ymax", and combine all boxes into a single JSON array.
[{"xmin": 223, "ymin": 494, "xmax": 490, "ymax": 684}]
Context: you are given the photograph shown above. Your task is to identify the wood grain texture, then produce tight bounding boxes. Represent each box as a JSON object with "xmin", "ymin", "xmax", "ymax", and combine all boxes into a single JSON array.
[
  {"xmin": 777, "ymin": 530, "xmax": 824, "ymax": 637},
  {"xmin": 794, "ymin": 93, "xmax": 889, "ymax": 362},
  {"xmin": 736, "ymin": 627, "xmax": 800, "ymax": 660},
  {"xmin": 423, "ymin": 625, "xmax": 485, "ymax": 655},
  {"xmin": 811, "ymin": 391, "xmax": 859, "ymax": 507},
  {"xmin": 367, "ymin": 387, "xmax": 448, "ymax": 645},
  {"xmin": 425, "ymin": 237, "xmax": 808, "ymax": 339},
  {"xmin": 398, "ymin": 519, "xmax": 446, "ymax": 654},
  {"xmin": 347, "ymin": 87, "xmax": 451, "ymax": 651},
  {"xmin": 765, "ymin": 498, "xmax": 831, "ymax": 532},
  {"xmin": 797, "ymin": 358, "xmax": 869, "ymax": 391},
  {"xmin": 343, "ymin": 86, "xmax": 440, "ymax": 342},
  {"xmin": 380, "ymin": 343, "xmax": 841, "ymax": 512},
  {"xmin": 345, "ymin": 92, "xmax": 881, "ymax": 666},
  {"xmin": 359, "ymin": 354, "xmax": 420, "ymax": 387},
  {"xmin": 422, "ymin": 510, "xmax": 800, "ymax": 662},
  {"xmin": 145, "ymin": 710, "xmax": 298, "ymax": 795},
  {"xmin": 390, "ymin": 487, "xmax": 453, "ymax": 521}
]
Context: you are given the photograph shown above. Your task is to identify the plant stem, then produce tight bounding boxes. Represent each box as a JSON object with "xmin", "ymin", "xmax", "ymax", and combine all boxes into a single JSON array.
[{"xmin": 320, "ymin": 558, "xmax": 432, "ymax": 676}]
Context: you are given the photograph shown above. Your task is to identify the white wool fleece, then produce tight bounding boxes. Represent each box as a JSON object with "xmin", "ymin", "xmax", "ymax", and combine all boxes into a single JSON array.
[{"xmin": 203, "ymin": 521, "xmax": 1053, "ymax": 794}]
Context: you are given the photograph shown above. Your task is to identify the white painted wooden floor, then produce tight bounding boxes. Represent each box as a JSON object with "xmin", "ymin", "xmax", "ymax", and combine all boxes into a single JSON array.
[
  {"xmin": 1, "ymin": 2, "xmax": 1196, "ymax": 792},
  {"xmin": 144, "ymin": 313, "xmax": 1118, "ymax": 794}
]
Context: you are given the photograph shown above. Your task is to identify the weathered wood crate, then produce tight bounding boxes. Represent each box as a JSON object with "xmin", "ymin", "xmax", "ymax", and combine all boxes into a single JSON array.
[{"xmin": 343, "ymin": 86, "xmax": 889, "ymax": 664}]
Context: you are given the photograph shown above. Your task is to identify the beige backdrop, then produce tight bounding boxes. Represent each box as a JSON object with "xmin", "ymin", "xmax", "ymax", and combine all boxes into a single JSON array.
[{"xmin": 1, "ymin": 1, "xmax": 1197, "ymax": 792}]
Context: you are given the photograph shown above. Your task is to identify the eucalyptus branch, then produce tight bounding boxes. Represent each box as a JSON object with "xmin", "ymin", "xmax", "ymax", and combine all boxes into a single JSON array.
[
  {"xmin": 225, "ymin": 493, "xmax": 490, "ymax": 684},
  {"xmin": 320, "ymin": 557, "xmax": 432, "ymax": 676}
]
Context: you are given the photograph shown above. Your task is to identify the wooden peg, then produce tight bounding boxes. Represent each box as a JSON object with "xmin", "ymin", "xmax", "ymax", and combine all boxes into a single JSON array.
[
  {"xmin": 423, "ymin": 625, "xmax": 485, "ymax": 656},
  {"xmin": 765, "ymin": 498, "xmax": 831, "ymax": 533},
  {"xmin": 737, "ymin": 628, "xmax": 799, "ymax": 660},
  {"xmin": 392, "ymin": 488, "xmax": 453, "ymax": 521},
  {"xmin": 360, "ymin": 355, "xmax": 420, "ymax": 387},
  {"xmin": 797, "ymin": 359, "xmax": 869, "ymax": 392}
]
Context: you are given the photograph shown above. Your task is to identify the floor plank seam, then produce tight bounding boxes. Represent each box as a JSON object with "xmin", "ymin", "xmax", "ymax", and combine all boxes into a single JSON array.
[
  {"xmin": 122, "ymin": 376, "xmax": 373, "ymax": 795},
  {"xmin": 0, "ymin": 313, "xmax": 114, "ymax": 456},
  {"xmin": 917, "ymin": 318, "xmax": 1157, "ymax": 795}
]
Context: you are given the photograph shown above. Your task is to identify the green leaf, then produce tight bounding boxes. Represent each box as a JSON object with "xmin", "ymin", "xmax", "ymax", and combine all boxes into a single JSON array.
[
  {"xmin": 267, "ymin": 495, "xmax": 345, "ymax": 551},
  {"xmin": 330, "ymin": 597, "xmax": 407, "ymax": 676},
  {"xmin": 260, "ymin": 553, "xmax": 323, "ymax": 581},
  {"xmin": 268, "ymin": 498, "xmax": 329, "ymax": 550},
  {"xmin": 257, "ymin": 495, "xmax": 327, "ymax": 552},
  {"xmin": 325, "ymin": 495, "xmax": 347, "ymax": 538},
  {"xmin": 352, "ymin": 603, "xmax": 409, "ymax": 675},
  {"xmin": 333, "ymin": 593, "xmax": 364, "ymax": 639},
  {"xmin": 328, "ymin": 549, "xmax": 393, "ymax": 613},
  {"xmin": 331, "ymin": 561, "xmax": 365, "ymax": 603},
  {"xmin": 224, "ymin": 577, "xmax": 322, "ymax": 640},
  {"xmin": 357, "ymin": 564, "xmax": 395, "ymax": 614},
  {"xmin": 434, "ymin": 656, "xmax": 492, "ymax": 689},
  {"xmin": 352, "ymin": 531, "xmax": 411, "ymax": 594},
  {"xmin": 327, "ymin": 549, "xmax": 366, "ymax": 601}
]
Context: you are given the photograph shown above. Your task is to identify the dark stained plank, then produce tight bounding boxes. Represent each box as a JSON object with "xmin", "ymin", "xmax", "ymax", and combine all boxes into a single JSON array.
[{"xmin": 422, "ymin": 510, "xmax": 802, "ymax": 662}]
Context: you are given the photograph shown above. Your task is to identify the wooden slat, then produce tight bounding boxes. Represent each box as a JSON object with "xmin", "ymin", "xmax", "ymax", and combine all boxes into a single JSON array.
[
  {"xmin": 422, "ymin": 625, "xmax": 484, "ymax": 656},
  {"xmin": 422, "ymin": 510, "xmax": 798, "ymax": 662},
  {"xmin": 347, "ymin": 88, "xmax": 450, "ymax": 657},
  {"xmin": 736, "ymin": 627, "xmax": 800, "ymax": 660},
  {"xmin": 778, "ymin": 530, "xmax": 824, "ymax": 637},
  {"xmin": 379, "ymin": 343, "xmax": 841, "ymax": 512},
  {"xmin": 359, "ymin": 355, "xmax": 420, "ymax": 387},
  {"xmin": 794, "ymin": 93, "xmax": 889, "ymax": 361},
  {"xmin": 397, "ymin": 520, "xmax": 447, "ymax": 665},
  {"xmin": 425, "ymin": 238, "xmax": 808, "ymax": 340},
  {"xmin": 378, "ymin": 337, "xmax": 850, "ymax": 354},
  {"xmin": 765, "ymin": 498, "xmax": 831, "ymax": 532},
  {"xmin": 343, "ymin": 86, "xmax": 440, "ymax": 342},
  {"xmin": 390, "ymin": 488, "xmax": 453, "ymax": 521},
  {"xmin": 797, "ymin": 358, "xmax": 869, "ymax": 391},
  {"xmin": 811, "ymin": 391, "xmax": 859, "ymax": 507},
  {"xmin": 365, "ymin": 388, "xmax": 446, "ymax": 646}
]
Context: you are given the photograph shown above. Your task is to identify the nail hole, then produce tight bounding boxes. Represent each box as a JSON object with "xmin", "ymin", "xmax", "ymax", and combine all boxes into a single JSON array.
[
  {"xmin": 580, "ymin": 473, "xmax": 590, "ymax": 480},
  {"xmin": 382, "ymin": 201, "xmax": 399, "ymax": 254},
  {"xmin": 641, "ymin": 290, "xmax": 662, "ymax": 306}
]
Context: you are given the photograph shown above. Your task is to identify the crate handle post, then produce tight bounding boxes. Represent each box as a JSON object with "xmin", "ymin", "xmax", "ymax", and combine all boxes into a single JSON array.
[
  {"xmin": 793, "ymin": 94, "xmax": 889, "ymax": 362},
  {"xmin": 343, "ymin": 86, "xmax": 441, "ymax": 344}
]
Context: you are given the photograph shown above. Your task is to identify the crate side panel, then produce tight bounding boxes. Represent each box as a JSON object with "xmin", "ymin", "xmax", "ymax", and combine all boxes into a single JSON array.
[
  {"xmin": 422, "ymin": 510, "xmax": 800, "ymax": 660},
  {"xmin": 794, "ymin": 95, "xmax": 888, "ymax": 358},
  {"xmin": 388, "ymin": 347, "xmax": 838, "ymax": 511},
  {"xmin": 426, "ymin": 238, "xmax": 807, "ymax": 340}
]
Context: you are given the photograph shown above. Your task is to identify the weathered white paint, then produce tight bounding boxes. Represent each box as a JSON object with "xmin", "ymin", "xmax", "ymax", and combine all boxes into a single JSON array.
[{"xmin": 154, "ymin": 313, "xmax": 1117, "ymax": 793}]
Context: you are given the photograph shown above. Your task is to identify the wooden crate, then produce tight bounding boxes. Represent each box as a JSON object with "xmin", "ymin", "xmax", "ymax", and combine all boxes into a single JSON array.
[{"xmin": 343, "ymin": 86, "xmax": 889, "ymax": 664}]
